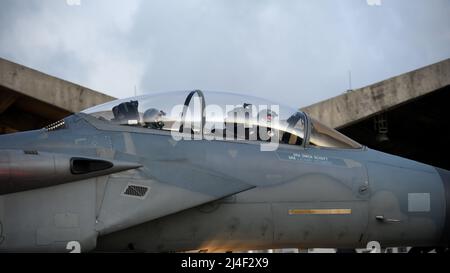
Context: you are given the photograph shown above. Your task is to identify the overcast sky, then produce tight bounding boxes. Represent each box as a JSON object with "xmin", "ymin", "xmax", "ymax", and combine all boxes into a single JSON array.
[{"xmin": 1, "ymin": 0, "xmax": 449, "ymax": 108}]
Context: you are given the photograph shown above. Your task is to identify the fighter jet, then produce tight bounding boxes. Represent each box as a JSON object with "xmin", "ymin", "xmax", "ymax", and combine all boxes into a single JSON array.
[{"xmin": 0, "ymin": 90, "xmax": 448, "ymax": 253}]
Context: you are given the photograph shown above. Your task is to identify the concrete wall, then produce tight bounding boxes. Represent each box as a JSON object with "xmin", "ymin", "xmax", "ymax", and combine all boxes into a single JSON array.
[
  {"xmin": 301, "ymin": 58, "xmax": 450, "ymax": 129},
  {"xmin": 0, "ymin": 58, "xmax": 115, "ymax": 113},
  {"xmin": 2, "ymin": 57, "xmax": 449, "ymax": 130}
]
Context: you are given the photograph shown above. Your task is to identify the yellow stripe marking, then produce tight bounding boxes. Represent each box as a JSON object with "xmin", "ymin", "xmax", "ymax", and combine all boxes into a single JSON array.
[{"xmin": 288, "ymin": 209, "xmax": 352, "ymax": 215}]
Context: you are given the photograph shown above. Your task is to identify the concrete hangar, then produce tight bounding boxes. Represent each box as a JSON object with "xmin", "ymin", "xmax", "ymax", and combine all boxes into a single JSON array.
[{"xmin": 1, "ymin": 57, "xmax": 449, "ymax": 171}]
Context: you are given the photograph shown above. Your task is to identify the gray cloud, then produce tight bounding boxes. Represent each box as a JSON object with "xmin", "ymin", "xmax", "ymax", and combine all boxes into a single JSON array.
[{"xmin": 1, "ymin": 0, "xmax": 449, "ymax": 108}]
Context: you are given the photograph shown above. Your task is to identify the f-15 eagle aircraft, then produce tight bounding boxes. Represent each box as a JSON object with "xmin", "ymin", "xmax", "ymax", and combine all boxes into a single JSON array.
[{"xmin": 0, "ymin": 90, "xmax": 448, "ymax": 253}]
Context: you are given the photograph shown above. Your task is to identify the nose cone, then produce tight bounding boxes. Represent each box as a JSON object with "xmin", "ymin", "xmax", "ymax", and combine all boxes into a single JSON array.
[
  {"xmin": 435, "ymin": 167, "xmax": 450, "ymax": 246},
  {"xmin": 364, "ymin": 149, "xmax": 448, "ymax": 247}
]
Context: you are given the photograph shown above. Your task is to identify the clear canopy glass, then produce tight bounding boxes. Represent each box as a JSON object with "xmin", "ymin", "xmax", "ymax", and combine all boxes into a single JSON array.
[{"xmin": 82, "ymin": 90, "xmax": 361, "ymax": 149}]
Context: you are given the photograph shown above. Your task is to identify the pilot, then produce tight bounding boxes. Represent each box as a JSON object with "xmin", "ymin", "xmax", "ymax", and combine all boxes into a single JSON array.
[
  {"xmin": 143, "ymin": 108, "xmax": 166, "ymax": 129},
  {"xmin": 257, "ymin": 109, "xmax": 278, "ymax": 124},
  {"xmin": 225, "ymin": 103, "xmax": 254, "ymax": 140},
  {"xmin": 257, "ymin": 109, "xmax": 278, "ymax": 141}
]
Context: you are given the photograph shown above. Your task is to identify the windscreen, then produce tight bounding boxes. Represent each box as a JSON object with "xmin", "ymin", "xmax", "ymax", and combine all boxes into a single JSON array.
[{"xmin": 308, "ymin": 118, "xmax": 362, "ymax": 149}]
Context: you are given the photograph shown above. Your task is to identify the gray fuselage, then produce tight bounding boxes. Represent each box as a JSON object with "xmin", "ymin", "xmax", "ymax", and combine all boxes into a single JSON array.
[{"xmin": 0, "ymin": 113, "xmax": 449, "ymax": 252}]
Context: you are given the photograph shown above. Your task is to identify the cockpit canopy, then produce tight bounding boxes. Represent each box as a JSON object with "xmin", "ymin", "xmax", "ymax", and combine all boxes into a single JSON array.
[{"xmin": 82, "ymin": 90, "xmax": 361, "ymax": 149}]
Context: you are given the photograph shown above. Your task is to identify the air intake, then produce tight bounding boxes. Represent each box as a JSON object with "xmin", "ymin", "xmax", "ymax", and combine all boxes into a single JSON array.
[
  {"xmin": 70, "ymin": 158, "xmax": 113, "ymax": 174},
  {"xmin": 123, "ymin": 184, "xmax": 149, "ymax": 199}
]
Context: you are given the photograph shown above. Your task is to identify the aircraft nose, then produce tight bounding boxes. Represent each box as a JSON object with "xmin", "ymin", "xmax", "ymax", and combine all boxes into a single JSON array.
[{"xmin": 435, "ymin": 167, "xmax": 450, "ymax": 246}]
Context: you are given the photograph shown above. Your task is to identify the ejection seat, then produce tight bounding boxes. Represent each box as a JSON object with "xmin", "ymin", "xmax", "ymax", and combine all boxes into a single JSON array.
[{"xmin": 112, "ymin": 100, "xmax": 140, "ymax": 125}]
